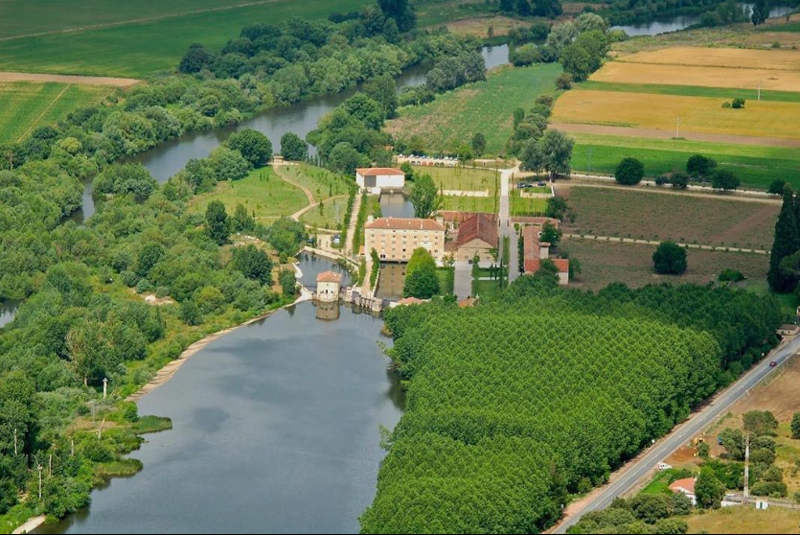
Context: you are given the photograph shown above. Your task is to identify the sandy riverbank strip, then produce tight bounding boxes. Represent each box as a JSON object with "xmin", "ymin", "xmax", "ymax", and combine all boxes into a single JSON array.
[
  {"xmin": 13, "ymin": 516, "xmax": 46, "ymax": 535},
  {"xmin": 127, "ymin": 286, "xmax": 312, "ymax": 403},
  {"xmin": 0, "ymin": 72, "xmax": 140, "ymax": 87}
]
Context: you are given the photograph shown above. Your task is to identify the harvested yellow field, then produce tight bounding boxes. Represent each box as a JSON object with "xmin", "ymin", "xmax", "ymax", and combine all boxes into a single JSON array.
[
  {"xmin": 617, "ymin": 46, "xmax": 800, "ymax": 71},
  {"xmin": 553, "ymin": 90, "xmax": 800, "ymax": 140},
  {"xmin": 591, "ymin": 61, "xmax": 800, "ymax": 91}
]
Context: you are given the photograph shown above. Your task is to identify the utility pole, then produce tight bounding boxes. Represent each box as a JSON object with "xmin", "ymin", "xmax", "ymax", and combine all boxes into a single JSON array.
[
  {"xmin": 744, "ymin": 434, "xmax": 751, "ymax": 504},
  {"xmin": 103, "ymin": 377, "xmax": 108, "ymax": 399},
  {"xmin": 758, "ymin": 80, "xmax": 762, "ymax": 101},
  {"xmin": 675, "ymin": 116, "xmax": 681, "ymax": 139}
]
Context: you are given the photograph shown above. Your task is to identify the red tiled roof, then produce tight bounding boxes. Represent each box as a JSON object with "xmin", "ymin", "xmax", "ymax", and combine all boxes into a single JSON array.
[
  {"xmin": 365, "ymin": 217, "xmax": 445, "ymax": 231},
  {"xmin": 523, "ymin": 258, "xmax": 569, "ymax": 274},
  {"xmin": 317, "ymin": 271, "xmax": 343, "ymax": 283},
  {"xmin": 455, "ymin": 214, "xmax": 499, "ymax": 249},
  {"xmin": 397, "ymin": 297, "xmax": 426, "ymax": 306},
  {"xmin": 356, "ymin": 167, "xmax": 404, "ymax": 176},
  {"xmin": 669, "ymin": 478, "xmax": 696, "ymax": 494}
]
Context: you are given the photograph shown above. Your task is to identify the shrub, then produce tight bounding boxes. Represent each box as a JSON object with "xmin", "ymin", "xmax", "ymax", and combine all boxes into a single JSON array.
[
  {"xmin": 792, "ymin": 413, "xmax": 800, "ymax": 439},
  {"xmin": 719, "ymin": 269, "xmax": 745, "ymax": 283},
  {"xmin": 615, "ymin": 157, "xmax": 644, "ymax": 186},
  {"xmin": 686, "ymin": 155, "xmax": 717, "ymax": 178},
  {"xmin": 731, "ymin": 97, "xmax": 746, "ymax": 109},
  {"xmin": 769, "ymin": 179, "xmax": 787, "ymax": 195},
  {"xmin": 712, "ymin": 169, "xmax": 740, "ymax": 191},
  {"xmin": 556, "ymin": 72, "xmax": 574, "ymax": 90}
]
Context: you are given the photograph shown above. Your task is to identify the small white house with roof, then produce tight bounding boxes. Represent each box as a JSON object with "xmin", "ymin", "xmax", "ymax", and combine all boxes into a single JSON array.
[{"xmin": 356, "ymin": 167, "xmax": 405, "ymax": 194}]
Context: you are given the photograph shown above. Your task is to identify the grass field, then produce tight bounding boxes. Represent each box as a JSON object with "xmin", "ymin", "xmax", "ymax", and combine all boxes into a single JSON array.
[
  {"xmin": 510, "ymin": 190, "xmax": 548, "ymax": 217},
  {"xmin": 0, "ymin": 81, "xmax": 112, "ymax": 144},
  {"xmin": 561, "ymin": 186, "xmax": 779, "ymax": 250},
  {"xmin": 189, "ymin": 167, "xmax": 308, "ymax": 225},
  {"xmin": 570, "ymin": 133, "xmax": 800, "ymax": 189},
  {"xmin": 563, "ymin": 240, "xmax": 768, "ymax": 291},
  {"xmin": 441, "ymin": 195, "xmax": 498, "ymax": 213},
  {"xmin": 387, "ymin": 63, "xmax": 562, "ymax": 155},
  {"xmin": 577, "ymin": 80, "xmax": 800, "ymax": 104},
  {"xmin": 414, "ymin": 165, "xmax": 500, "ymax": 194},
  {"xmin": 554, "ymin": 90, "xmax": 800, "ymax": 140},
  {"xmin": 0, "ymin": 0, "xmax": 370, "ymax": 77},
  {"xmin": 687, "ymin": 504, "xmax": 800, "ymax": 534}
]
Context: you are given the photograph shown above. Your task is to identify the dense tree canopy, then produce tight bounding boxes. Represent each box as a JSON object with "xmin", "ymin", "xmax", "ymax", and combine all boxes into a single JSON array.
[
  {"xmin": 409, "ymin": 174, "xmax": 443, "ymax": 219},
  {"xmin": 228, "ymin": 129, "xmax": 272, "ymax": 167}
]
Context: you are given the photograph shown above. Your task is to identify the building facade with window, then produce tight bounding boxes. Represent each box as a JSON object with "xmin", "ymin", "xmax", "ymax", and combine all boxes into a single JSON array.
[{"xmin": 365, "ymin": 217, "xmax": 446, "ymax": 263}]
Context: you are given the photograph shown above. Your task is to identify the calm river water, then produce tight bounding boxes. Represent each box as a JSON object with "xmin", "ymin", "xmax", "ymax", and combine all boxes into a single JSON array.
[
  {"xmin": 73, "ymin": 45, "xmax": 509, "ymax": 220},
  {"xmin": 37, "ymin": 255, "xmax": 405, "ymax": 534},
  {"xmin": 0, "ymin": 300, "xmax": 19, "ymax": 328},
  {"xmin": 613, "ymin": 4, "xmax": 796, "ymax": 36}
]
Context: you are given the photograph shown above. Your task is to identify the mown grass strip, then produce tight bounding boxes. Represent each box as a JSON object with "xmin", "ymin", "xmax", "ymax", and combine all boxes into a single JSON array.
[{"xmin": 577, "ymin": 80, "xmax": 800, "ymax": 103}]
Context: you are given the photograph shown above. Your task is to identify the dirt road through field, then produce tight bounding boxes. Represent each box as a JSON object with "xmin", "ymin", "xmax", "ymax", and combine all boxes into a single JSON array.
[
  {"xmin": 0, "ymin": 72, "xmax": 139, "ymax": 86},
  {"xmin": 551, "ymin": 122, "xmax": 800, "ymax": 149}
]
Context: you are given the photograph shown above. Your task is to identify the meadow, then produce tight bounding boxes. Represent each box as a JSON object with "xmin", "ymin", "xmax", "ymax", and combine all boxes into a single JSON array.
[
  {"xmin": 387, "ymin": 63, "xmax": 563, "ymax": 155},
  {"xmin": 616, "ymin": 46, "xmax": 800, "ymax": 71},
  {"xmin": 577, "ymin": 80, "xmax": 800, "ymax": 104},
  {"xmin": 0, "ymin": 0, "xmax": 371, "ymax": 77},
  {"xmin": 441, "ymin": 195, "xmax": 498, "ymax": 213},
  {"xmin": 189, "ymin": 167, "xmax": 308, "ymax": 224},
  {"xmin": 685, "ymin": 503, "xmax": 800, "ymax": 534},
  {"xmin": 560, "ymin": 185, "xmax": 779, "ymax": 250},
  {"xmin": 570, "ymin": 133, "xmax": 800, "ymax": 189},
  {"xmin": 554, "ymin": 90, "xmax": 800, "ymax": 141},
  {"xmin": 413, "ymin": 165, "xmax": 500, "ymax": 194},
  {"xmin": 510, "ymin": 190, "xmax": 548, "ymax": 217},
  {"xmin": 0, "ymin": 81, "xmax": 112, "ymax": 144}
]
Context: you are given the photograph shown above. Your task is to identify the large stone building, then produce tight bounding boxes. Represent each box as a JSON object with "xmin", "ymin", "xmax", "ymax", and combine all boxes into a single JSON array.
[
  {"xmin": 356, "ymin": 167, "xmax": 405, "ymax": 194},
  {"xmin": 365, "ymin": 217, "xmax": 446, "ymax": 263},
  {"xmin": 449, "ymin": 213, "xmax": 498, "ymax": 263},
  {"xmin": 523, "ymin": 225, "xmax": 569, "ymax": 285}
]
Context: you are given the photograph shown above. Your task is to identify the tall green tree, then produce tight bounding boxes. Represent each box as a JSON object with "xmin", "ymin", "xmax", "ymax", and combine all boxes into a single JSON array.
[
  {"xmin": 231, "ymin": 244, "xmax": 273, "ymax": 285},
  {"xmin": 471, "ymin": 133, "xmax": 487, "ymax": 157},
  {"xmin": 695, "ymin": 467, "xmax": 726, "ymax": 508},
  {"xmin": 378, "ymin": 0, "xmax": 416, "ymax": 32},
  {"xmin": 751, "ymin": 0, "xmax": 770, "ymax": 27},
  {"xmin": 205, "ymin": 200, "xmax": 231, "ymax": 245},
  {"xmin": 228, "ymin": 128, "xmax": 273, "ymax": 167},
  {"xmin": 279, "ymin": 132, "xmax": 308, "ymax": 161},
  {"xmin": 409, "ymin": 174, "xmax": 443, "ymax": 219},
  {"xmin": 768, "ymin": 184, "xmax": 800, "ymax": 292},
  {"xmin": 791, "ymin": 413, "xmax": 800, "ymax": 439}
]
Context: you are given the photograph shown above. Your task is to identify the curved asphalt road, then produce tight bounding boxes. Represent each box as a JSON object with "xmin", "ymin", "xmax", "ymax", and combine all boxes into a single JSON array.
[{"xmin": 554, "ymin": 334, "xmax": 800, "ymax": 533}]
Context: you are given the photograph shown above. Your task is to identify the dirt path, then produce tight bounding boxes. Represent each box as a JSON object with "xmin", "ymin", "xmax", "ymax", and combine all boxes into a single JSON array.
[
  {"xmin": 292, "ymin": 194, "xmax": 349, "ymax": 223},
  {"xmin": 0, "ymin": 0, "xmax": 279, "ymax": 42},
  {"xmin": 563, "ymin": 182, "xmax": 781, "ymax": 206},
  {"xmin": 551, "ymin": 121, "xmax": 800, "ymax": 149},
  {"xmin": 563, "ymin": 233, "xmax": 769, "ymax": 255},
  {"xmin": 0, "ymin": 72, "xmax": 139, "ymax": 86},
  {"xmin": 272, "ymin": 163, "xmax": 318, "ymax": 221}
]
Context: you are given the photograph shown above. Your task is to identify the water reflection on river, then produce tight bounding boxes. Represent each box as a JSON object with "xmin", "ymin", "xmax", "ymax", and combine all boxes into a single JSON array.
[
  {"xmin": 613, "ymin": 4, "xmax": 796, "ymax": 36},
  {"xmin": 36, "ymin": 256, "xmax": 404, "ymax": 534},
  {"xmin": 0, "ymin": 300, "xmax": 20, "ymax": 328}
]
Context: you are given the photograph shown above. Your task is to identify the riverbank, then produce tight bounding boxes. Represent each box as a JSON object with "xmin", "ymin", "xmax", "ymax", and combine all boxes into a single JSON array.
[
  {"xmin": 127, "ymin": 286, "xmax": 313, "ymax": 403},
  {"xmin": 11, "ymin": 516, "xmax": 45, "ymax": 535}
]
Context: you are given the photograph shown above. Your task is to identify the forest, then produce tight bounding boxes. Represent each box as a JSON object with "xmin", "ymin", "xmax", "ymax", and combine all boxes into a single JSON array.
[{"xmin": 361, "ymin": 276, "xmax": 781, "ymax": 533}]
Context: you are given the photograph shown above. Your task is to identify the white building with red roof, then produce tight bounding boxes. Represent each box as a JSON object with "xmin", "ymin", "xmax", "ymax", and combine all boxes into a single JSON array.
[
  {"xmin": 356, "ymin": 167, "xmax": 405, "ymax": 194},
  {"xmin": 668, "ymin": 478, "xmax": 697, "ymax": 506},
  {"xmin": 522, "ymin": 226, "xmax": 569, "ymax": 285},
  {"xmin": 316, "ymin": 271, "xmax": 342, "ymax": 303}
]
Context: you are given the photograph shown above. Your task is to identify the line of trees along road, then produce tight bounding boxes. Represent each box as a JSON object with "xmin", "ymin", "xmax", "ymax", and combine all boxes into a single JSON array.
[{"xmin": 362, "ymin": 276, "xmax": 781, "ymax": 533}]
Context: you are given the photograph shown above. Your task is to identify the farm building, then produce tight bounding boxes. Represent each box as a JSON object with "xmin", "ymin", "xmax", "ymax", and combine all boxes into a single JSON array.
[
  {"xmin": 523, "ymin": 225, "xmax": 569, "ymax": 286},
  {"xmin": 449, "ymin": 213, "xmax": 498, "ymax": 263},
  {"xmin": 356, "ymin": 167, "xmax": 405, "ymax": 194},
  {"xmin": 365, "ymin": 217, "xmax": 446, "ymax": 263},
  {"xmin": 316, "ymin": 271, "xmax": 342, "ymax": 302},
  {"xmin": 668, "ymin": 478, "xmax": 697, "ymax": 506}
]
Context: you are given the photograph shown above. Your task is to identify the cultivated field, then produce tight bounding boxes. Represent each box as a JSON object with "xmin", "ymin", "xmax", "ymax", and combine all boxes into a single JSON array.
[
  {"xmin": 616, "ymin": 46, "xmax": 800, "ymax": 72},
  {"xmin": 0, "ymin": 81, "xmax": 112, "ymax": 144},
  {"xmin": 414, "ymin": 165, "xmax": 500, "ymax": 194},
  {"xmin": 570, "ymin": 133, "xmax": 800, "ymax": 189},
  {"xmin": 563, "ymin": 240, "xmax": 768, "ymax": 291},
  {"xmin": 189, "ymin": 168, "xmax": 308, "ymax": 224},
  {"xmin": 554, "ymin": 90, "xmax": 800, "ymax": 141},
  {"xmin": 388, "ymin": 63, "xmax": 562, "ymax": 155},
  {"xmin": 0, "ymin": 0, "xmax": 370, "ymax": 77},
  {"xmin": 560, "ymin": 186, "xmax": 779, "ymax": 250}
]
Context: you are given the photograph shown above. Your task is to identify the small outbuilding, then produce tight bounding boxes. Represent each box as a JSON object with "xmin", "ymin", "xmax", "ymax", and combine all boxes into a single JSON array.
[
  {"xmin": 668, "ymin": 478, "xmax": 697, "ymax": 506},
  {"xmin": 316, "ymin": 271, "xmax": 342, "ymax": 302},
  {"xmin": 356, "ymin": 167, "xmax": 405, "ymax": 194}
]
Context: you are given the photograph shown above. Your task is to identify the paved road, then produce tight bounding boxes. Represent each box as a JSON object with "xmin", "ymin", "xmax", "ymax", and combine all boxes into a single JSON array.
[
  {"xmin": 499, "ymin": 169, "xmax": 520, "ymax": 282},
  {"xmin": 453, "ymin": 261, "xmax": 472, "ymax": 299},
  {"xmin": 554, "ymin": 334, "xmax": 800, "ymax": 533}
]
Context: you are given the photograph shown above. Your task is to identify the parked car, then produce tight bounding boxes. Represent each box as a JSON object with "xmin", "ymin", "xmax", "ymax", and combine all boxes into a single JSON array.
[
  {"xmin": 770, "ymin": 361, "xmax": 778, "ymax": 368},
  {"xmin": 537, "ymin": 181, "xmax": 546, "ymax": 187}
]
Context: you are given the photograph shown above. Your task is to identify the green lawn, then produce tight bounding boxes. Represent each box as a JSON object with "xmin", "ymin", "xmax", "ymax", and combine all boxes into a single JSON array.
[
  {"xmin": 189, "ymin": 167, "xmax": 308, "ymax": 225},
  {"xmin": 577, "ymin": 80, "xmax": 800, "ymax": 104},
  {"xmin": 570, "ymin": 133, "xmax": 800, "ymax": 190},
  {"xmin": 510, "ymin": 190, "xmax": 548, "ymax": 217},
  {"xmin": 442, "ymin": 195, "xmax": 499, "ymax": 214},
  {"xmin": 301, "ymin": 196, "xmax": 350, "ymax": 231},
  {"xmin": 436, "ymin": 267, "xmax": 455, "ymax": 296},
  {"xmin": 0, "ymin": 81, "xmax": 112, "ymax": 144},
  {"xmin": 390, "ymin": 63, "xmax": 563, "ymax": 155},
  {"xmin": 414, "ymin": 165, "xmax": 500, "ymax": 194},
  {"xmin": 737, "ymin": 279, "xmax": 799, "ymax": 322},
  {"xmin": 474, "ymin": 279, "xmax": 503, "ymax": 298},
  {"xmin": 0, "ymin": 0, "xmax": 371, "ymax": 77},
  {"xmin": 770, "ymin": 21, "xmax": 800, "ymax": 32}
]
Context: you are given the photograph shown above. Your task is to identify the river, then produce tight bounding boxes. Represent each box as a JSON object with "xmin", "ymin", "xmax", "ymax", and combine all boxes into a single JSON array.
[
  {"xmin": 71, "ymin": 45, "xmax": 508, "ymax": 221},
  {"xmin": 36, "ymin": 255, "xmax": 405, "ymax": 534},
  {"xmin": 613, "ymin": 4, "xmax": 796, "ymax": 36}
]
